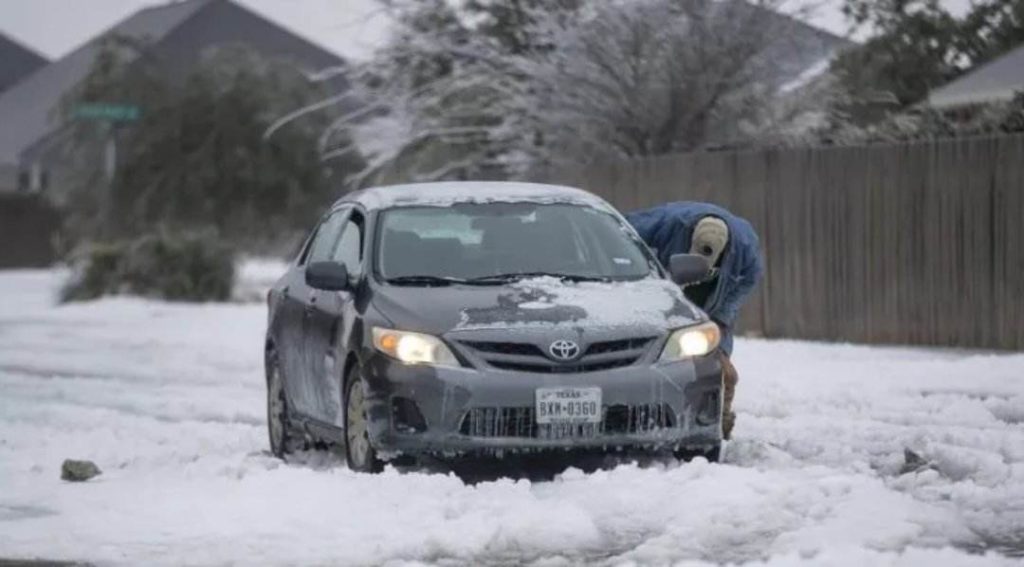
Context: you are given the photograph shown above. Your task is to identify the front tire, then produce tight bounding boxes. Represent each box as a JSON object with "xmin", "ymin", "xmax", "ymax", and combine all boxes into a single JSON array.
[
  {"xmin": 344, "ymin": 369, "xmax": 384, "ymax": 473},
  {"xmin": 267, "ymin": 350, "xmax": 295, "ymax": 459},
  {"xmin": 674, "ymin": 444, "xmax": 722, "ymax": 463}
]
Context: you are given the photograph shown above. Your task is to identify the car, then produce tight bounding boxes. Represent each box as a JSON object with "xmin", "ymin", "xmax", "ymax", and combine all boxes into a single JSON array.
[{"xmin": 264, "ymin": 181, "xmax": 724, "ymax": 472}]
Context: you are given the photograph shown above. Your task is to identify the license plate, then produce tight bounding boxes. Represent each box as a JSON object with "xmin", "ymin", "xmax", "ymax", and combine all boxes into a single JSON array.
[{"xmin": 535, "ymin": 387, "xmax": 602, "ymax": 424}]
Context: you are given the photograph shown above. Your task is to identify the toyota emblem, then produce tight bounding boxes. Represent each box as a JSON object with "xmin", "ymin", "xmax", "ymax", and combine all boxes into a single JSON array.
[{"xmin": 549, "ymin": 340, "xmax": 581, "ymax": 361}]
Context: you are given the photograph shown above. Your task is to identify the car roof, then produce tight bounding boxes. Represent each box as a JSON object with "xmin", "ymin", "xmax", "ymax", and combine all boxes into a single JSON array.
[{"xmin": 333, "ymin": 181, "xmax": 615, "ymax": 213}]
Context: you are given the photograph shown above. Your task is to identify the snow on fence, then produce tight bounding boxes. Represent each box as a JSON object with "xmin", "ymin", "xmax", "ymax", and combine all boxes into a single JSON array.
[{"xmin": 540, "ymin": 134, "xmax": 1024, "ymax": 350}]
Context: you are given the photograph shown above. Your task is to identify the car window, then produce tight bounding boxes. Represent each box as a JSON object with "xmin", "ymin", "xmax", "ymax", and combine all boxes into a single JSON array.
[
  {"xmin": 391, "ymin": 209, "xmax": 483, "ymax": 244},
  {"xmin": 377, "ymin": 203, "xmax": 654, "ymax": 281},
  {"xmin": 305, "ymin": 209, "xmax": 349, "ymax": 265},
  {"xmin": 331, "ymin": 211, "xmax": 364, "ymax": 281}
]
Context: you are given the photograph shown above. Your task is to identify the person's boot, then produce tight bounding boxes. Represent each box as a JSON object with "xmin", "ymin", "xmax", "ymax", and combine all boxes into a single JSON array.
[{"xmin": 719, "ymin": 352, "xmax": 739, "ymax": 440}]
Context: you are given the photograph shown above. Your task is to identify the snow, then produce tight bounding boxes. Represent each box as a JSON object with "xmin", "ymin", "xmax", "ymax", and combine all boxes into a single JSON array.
[
  {"xmin": 1, "ymin": 267, "xmax": 1023, "ymax": 566},
  {"xmin": 779, "ymin": 57, "xmax": 833, "ymax": 93},
  {"xmin": 349, "ymin": 111, "xmax": 414, "ymax": 166},
  {"xmin": 455, "ymin": 277, "xmax": 701, "ymax": 331},
  {"xmin": 351, "ymin": 182, "xmax": 617, "ymax": 212},
  {"xmin": 232, "ymin": 256, "xmax": 290, "ymax": 302}
]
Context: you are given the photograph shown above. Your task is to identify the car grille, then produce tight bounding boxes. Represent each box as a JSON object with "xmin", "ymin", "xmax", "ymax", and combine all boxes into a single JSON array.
[
  {"xmin": 458, "ymin": 404, "xmax": 676, "ymax": 439},
  {"xmin": 460, "ymin": 337, "xmax": 656, "ymax": 373}
]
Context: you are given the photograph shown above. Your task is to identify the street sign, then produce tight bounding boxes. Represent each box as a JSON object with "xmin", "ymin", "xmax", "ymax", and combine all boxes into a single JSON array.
[{"xmin": 74, "ymin": 103, "xmax": 141, "ymax": 122}]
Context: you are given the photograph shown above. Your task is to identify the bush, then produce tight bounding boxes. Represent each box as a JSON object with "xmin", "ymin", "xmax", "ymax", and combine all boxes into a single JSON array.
[
  {"xmin": 816, "ymin": 92, "xmax": 1024, "ymax": 146},
  {"xmin": 61, "ymin": 230, "xmax": 236, "ymax": 303}
]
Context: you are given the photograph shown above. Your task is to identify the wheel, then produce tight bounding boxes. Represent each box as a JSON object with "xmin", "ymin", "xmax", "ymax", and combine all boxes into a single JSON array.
[
  {"xmin": 344, "ymin": 369, "xmax": 384, "ymax": 473},
  {"xmin": 267, "ymin": 349, "xmax": 296, "ymax": 458},
  {"xmin": 674, "ymin": 444, "xmax": 721, "ymax": 463}
]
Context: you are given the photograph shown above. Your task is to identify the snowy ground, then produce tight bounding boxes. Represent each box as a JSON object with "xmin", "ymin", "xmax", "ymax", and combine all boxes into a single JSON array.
[{"xmin": 1, "ymin": 266, "xmax": 1023, "ymax": 566}]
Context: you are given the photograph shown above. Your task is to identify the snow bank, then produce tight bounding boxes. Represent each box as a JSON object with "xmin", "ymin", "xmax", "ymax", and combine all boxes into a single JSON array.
[
  {"xmin": 0, "ymin": 269, "xmax": 1022, "ymax": 565},
  {"xmin": 233, "ymin": 257, "xmax": 289, "ymax": 302}
]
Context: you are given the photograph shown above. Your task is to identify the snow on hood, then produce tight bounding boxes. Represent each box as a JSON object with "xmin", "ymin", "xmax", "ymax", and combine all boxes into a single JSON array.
[
  {"xmin": 371, "ymin": 277, "xmax": 703, "ymax": 337},
  {"xmin": 455, "ymin": 277, "xmax": 702, "ymax": 332}
]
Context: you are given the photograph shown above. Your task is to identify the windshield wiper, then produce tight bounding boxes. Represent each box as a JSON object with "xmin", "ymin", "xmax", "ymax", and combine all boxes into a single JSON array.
[
  {"xmin": 467, "ymin": 272, "xmax": 611, "ymax": 283},
  {"xmin": 385, "ymin": 275, "xmax": 469, "ymax": 286}
]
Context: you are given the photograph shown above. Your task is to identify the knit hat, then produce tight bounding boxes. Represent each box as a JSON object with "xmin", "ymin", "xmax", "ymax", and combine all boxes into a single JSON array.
[{"xmin": 690, "ymin": 216, "xmax": 729, "ymax": 267}]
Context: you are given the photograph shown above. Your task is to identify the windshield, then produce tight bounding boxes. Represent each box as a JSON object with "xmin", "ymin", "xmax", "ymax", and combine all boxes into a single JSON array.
[{"xmin": 376, "ymin": 203, "xmax": 655, "ymax": 283}]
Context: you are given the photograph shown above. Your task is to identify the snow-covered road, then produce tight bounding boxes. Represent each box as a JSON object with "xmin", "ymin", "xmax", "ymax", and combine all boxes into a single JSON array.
[{"xmin": 1, "ymin": 268, "xmax": 1023, "ymax": 566}]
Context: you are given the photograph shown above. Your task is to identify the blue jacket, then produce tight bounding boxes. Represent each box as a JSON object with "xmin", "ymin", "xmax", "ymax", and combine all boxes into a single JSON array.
[{"xmin": 625, "ymin": 202, "xmax": 763, "ymax": 354}]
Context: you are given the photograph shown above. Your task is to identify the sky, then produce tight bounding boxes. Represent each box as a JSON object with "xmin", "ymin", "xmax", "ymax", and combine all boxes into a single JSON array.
[
  {"xmin": 0, "ymin": 0, "xmax": 390, "ymax": 61},
  {"xmin": 0, "ymin": 0, "xmax": 975, "ymax": 62}
]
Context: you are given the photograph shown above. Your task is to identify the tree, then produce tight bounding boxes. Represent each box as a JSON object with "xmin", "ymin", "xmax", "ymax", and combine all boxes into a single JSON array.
[
  {"xmin": 58, "ymin": 41, "xmax": 354, "ymax": 246},
  {"xmin": 521, "ymin": 0, "xmax": 815, "ymax": 161},
  {"xmin": 832, "ymin": 0, "xmax": 1024, "ymax": 107},
  {"xmin": 832, "ymin": 0, "xmax": 959, "ymax": 107},
  {"xmin": 817, "ymin": 92, "xmax": 1024, "ymax": 145},
  {"xmin": 956, "ymin": 0, "xmax": 1024, "ymax": 66},
  {"xmin": 327, "ymin": 0, "xmax": 825, "ymax": 183}
]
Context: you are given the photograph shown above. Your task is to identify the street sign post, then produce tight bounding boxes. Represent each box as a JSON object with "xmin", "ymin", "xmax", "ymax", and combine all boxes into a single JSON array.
[{"xmin": 72, "ymin": 103, "xmax": 140, "ymax": 229}]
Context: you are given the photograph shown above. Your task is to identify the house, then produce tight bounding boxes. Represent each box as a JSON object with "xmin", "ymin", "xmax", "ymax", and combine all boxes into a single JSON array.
[
  {"xmin": 0, "ymin": 32, "xmax": 47, "ymax": 95},
  {"xmin": 0, "ymin": 0, "xmax": 348, "ymax": 199},
  {"xmin": 0, "ymin": 32, "xmax": 48, "ymax": 194},
  {"xmin": 0, "ymin": 0, "xmax": 352, "ymax": 268},
  {"xmin": 927, "ymin": 43, "xmax": 1024, "ymax": 109}
]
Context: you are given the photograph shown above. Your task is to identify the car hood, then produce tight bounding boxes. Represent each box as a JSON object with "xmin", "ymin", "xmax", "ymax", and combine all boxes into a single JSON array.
[{"xmin": 372, "ymin": 277, "xmax": 703, "ymax": 337}]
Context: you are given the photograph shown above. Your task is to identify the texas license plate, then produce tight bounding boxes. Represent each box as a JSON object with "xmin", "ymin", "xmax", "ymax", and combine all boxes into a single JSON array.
[{"xmin": 535, "ymin": 387, "xmax": 602, "ymax": 424}]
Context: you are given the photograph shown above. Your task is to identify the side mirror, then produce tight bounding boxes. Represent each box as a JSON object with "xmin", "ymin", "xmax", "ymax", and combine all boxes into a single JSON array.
[
  {"xmin": 306, "ymin": 261, "xmax": 350, "ymax": 291},
  {"xmin": 668, "ymin": 253, "xmax": 710, "ymax": 285}
]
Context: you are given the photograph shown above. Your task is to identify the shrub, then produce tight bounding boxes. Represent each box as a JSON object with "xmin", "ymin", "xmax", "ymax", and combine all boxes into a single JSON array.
[{"xmin": 61, "ymin": 230, "xmax": 236, "ymax": 303}]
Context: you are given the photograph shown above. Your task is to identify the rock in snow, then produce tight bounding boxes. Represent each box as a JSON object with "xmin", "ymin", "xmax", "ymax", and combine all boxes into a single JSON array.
[
  {"xmin": 899, "ymin": 448, "xmax": 935, "ymax": 476},
  {"xmin": 61, "ymin": 459, "xmax": 101, "ymax": 482}
]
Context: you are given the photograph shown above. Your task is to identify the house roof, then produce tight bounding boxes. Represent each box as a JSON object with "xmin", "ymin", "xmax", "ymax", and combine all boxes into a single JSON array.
[
  {"xmin": 0, "ymin": 32, "xmax": 48, "ymax": 95},
  {"xmin": 928, "ymin": 43, "xmax": 1024, "ymax": 109},
  {"xmin": 0, "ymin": 0, "xmax": 210, "ymax": 165},
  {"xmin": 0, "ymin": 0, "xmax": 344, "ymax": 166}
]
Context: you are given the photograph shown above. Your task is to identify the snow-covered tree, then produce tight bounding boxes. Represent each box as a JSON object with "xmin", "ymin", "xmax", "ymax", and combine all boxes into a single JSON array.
[
  {"xmin": 520, "ymin": 0, "xmax": 831, "ymax": 163},
  {"xmin": 61, "ymin": 41, "xmax": 344, "ymax": 244},
  {"xmin": 318, "ymin": 0, "xmax": 833, "ymax": 184}
]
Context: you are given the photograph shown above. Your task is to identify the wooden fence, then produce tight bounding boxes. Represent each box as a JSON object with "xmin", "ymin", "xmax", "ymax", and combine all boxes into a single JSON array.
[{"xmin": 539, "ymin": 134, "xmax": 1024, "ymax": 350}]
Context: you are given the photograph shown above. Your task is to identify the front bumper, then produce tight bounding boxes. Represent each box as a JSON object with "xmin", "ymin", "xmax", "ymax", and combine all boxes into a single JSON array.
[{"xmin": 361, "ymin": 352, "xmax": 723, "ymax": 458}]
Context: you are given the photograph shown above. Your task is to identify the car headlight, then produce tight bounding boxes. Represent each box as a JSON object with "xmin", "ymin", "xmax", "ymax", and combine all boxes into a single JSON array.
[
  {"xmin": 372, "ymin": 327, "xmax": 459, "ymax": 367},
  {"xmin": 659, "ymin": 321, "xmax": 721, "ymax": 361}
]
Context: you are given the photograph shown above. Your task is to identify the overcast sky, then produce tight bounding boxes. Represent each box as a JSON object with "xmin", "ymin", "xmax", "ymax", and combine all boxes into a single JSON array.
[
  {"xmin": 0, "ymin": 0, "xmax": 390, "ymax": 60},
  {"xmin": 0, "ymin": 0, "xmax": 974, "ymax": 62}
]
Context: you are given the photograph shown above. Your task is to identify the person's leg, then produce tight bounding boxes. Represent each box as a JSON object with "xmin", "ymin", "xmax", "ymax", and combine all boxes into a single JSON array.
[{"xmin": 719, "ymin": 351, "xmax": 739, "ymax": 440}]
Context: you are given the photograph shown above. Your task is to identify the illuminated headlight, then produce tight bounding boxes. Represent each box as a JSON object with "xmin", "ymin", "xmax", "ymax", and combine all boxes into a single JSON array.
[
  {"xmin": 659, "ymin": 321, "xmax": 721, "ymax": 361},
  {"xmin": 372, "ymin": 327, "xmax": 459, "ymax": 367}
]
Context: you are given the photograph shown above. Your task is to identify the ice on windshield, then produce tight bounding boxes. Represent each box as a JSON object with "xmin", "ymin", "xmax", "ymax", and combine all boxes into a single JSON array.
[{"xmin": 377, "ymin": 203, "xmax": 654, "ymax": 281}]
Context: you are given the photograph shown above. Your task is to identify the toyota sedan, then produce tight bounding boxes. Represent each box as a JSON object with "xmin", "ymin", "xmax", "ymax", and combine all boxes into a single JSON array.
[{"xmin": 265, "ymin": 182, "xmax": 724, "ymax": 472}]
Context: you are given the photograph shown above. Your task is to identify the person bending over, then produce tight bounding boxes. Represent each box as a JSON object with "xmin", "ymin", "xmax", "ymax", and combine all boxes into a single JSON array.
[{"xmin": 626, "ymin": 202, "xmax": 763, "ymax": 439}]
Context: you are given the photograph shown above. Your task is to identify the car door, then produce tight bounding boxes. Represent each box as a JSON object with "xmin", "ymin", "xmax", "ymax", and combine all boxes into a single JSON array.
[
  {"xmin": 291, "ymin": 207, "xmax": 349, "ymax": 418},
  {"xmin": 272, "ymin": 263, "xmax": 309, "ymax": 413},
  {"xmin": 306, "ymin": 209, "xmax": 365, "ymax": 427}
]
